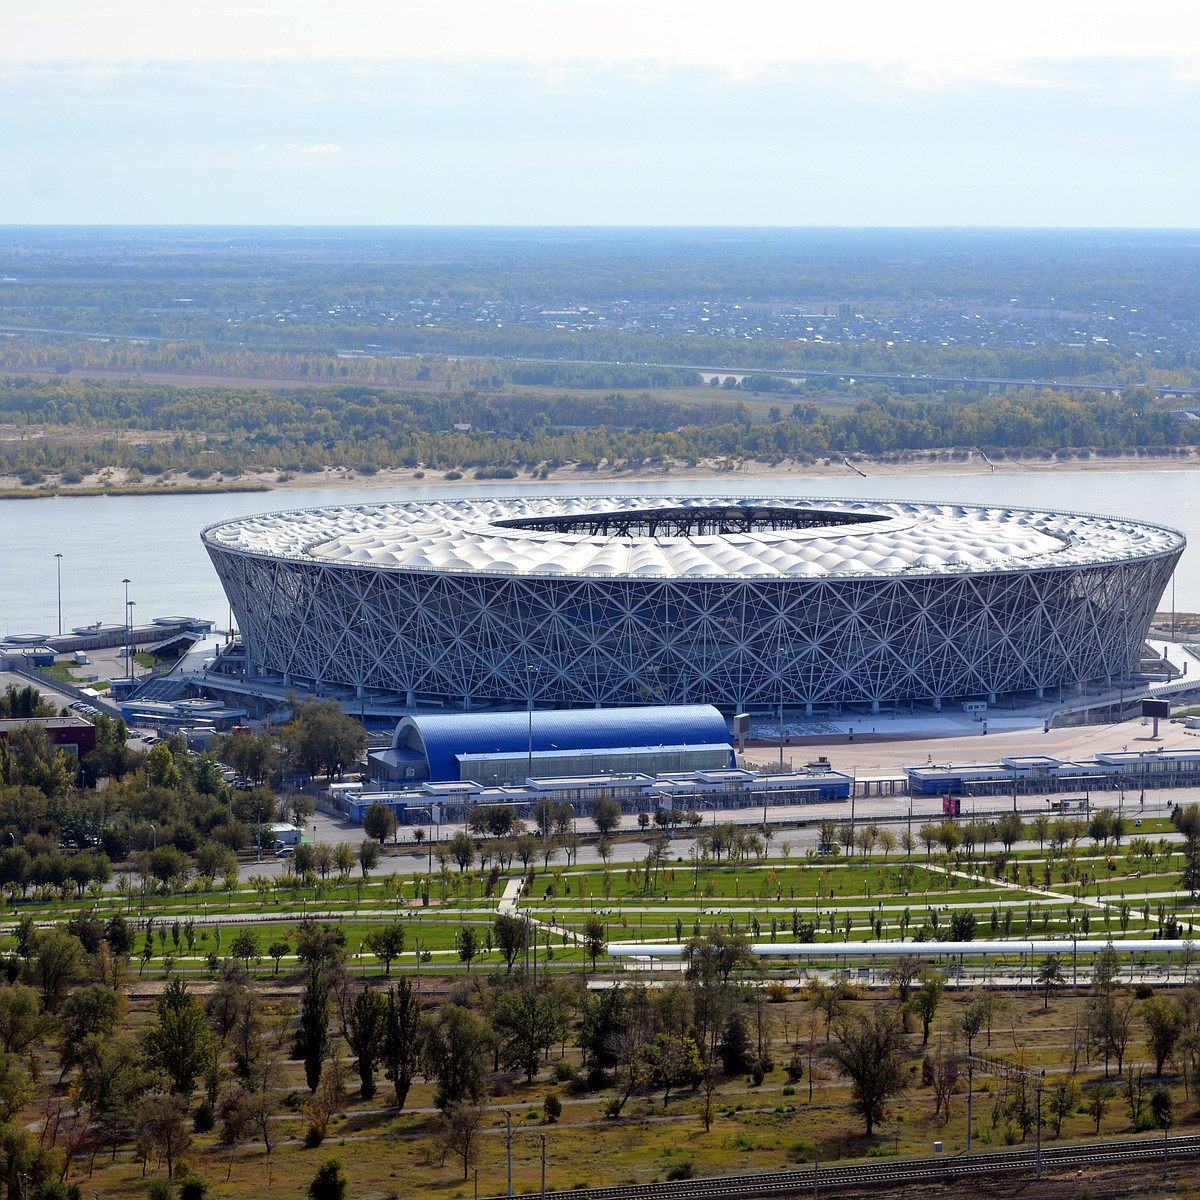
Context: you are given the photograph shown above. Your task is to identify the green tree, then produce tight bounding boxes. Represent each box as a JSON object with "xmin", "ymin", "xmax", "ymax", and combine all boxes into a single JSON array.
[
  {"xmin": 58, "ymin": 983, "xmax": 123, "ymax": 1074},
  {"xmin": 1085, "ymin": 1081, "xmax": 1113, "ymax": 1132},
  {"xmin": 144, "ymin": 978, "xmax": 213, "ymax": 1096},
  {"xmin": 230, "ymin": 930, "xmax": 258, "ymax": 971},
  {"xmin": 0, "ymin": 983, "xmax": 49, "ymax": 1055},
  {"xmin": 584, "ymin": 914, "xmax": 606, "ymax": 970},
  {"xmin": 1142, "ymin": 996, "xmax": 1184, "ymax": 1075},
  {"xmin": 357, "ymin": 838, "xmax": 380, "ymax": 876},
  {"xmin": 422, "ymin": 1004, "xmax": 491, "ymax": 1110},
  {"xmin": 493, "ymin": 987, "xmax": 567, "ymax": 1082},
  {"xmin": 649, "ymin": 1031, "xmax": 704, "ymax": 1106},
  {"xmin": 1093, "ymin": 942, "xmax": 1121, "ymax": 995},
  {"xmin": 282, "ymin": 700, "xmax": 365, "ymax": 779},
  {"xmin": 1037, "ymin": 953, "xmax": 1066, "ymax": 1009},
  {"xmin": 830, "ymin": 1006, "xmax": 909, "ymax": 1136},
  {"xmin": 448, "ymin": 830, "xmax": 476, "ymax": 872},
  {"xmin": 298, "ymin": 966, "xmax": 331, "ymax": 1093},
  {"xmin": 28, "ymin": 928, "xmax": 84, "ymax": 1013},
  {"xmin": 493, "ymin": 914, "xmax": 527, "ymax": 974},
  {"xmin": 1150, "ymin": 1082, "xmax": 1175, "ymax": 1136},
  {"xmin": 267, "ymin": 940, "xmax": 290, "ymax": 975},
  {"xmin": 307, "ymin": 1157, "xmax": 349, "ymax": 1200},
  {"xmin": 363, "ymin": 923, "xmax": 406, "ymax": 974},
  {"xmin": 685, "ymin": 929, "xmax": 755, "ymax": 986},
  {"xmin": 1047, "ymin": 1076, "xmax": 1080, "ymax": 1137},
  {"xmin": 591, "ymin": 796, "xmax": 622, "ymax": 838},
  {"xmin": 345, "ymin": 987, "xmax": 388, "ymax": 1100},
  {"xmin": 455, "ymin": 926, "xmax": 480, "ymax": 970},
  {"xmin": 996, "ymin": 812, "xmax": 1024, "ymax": 852},
  {"xmin": 362, "ymin": 802, "xmax": 397, "ymax": 846},
  {"xmin": 1173, "ymin": 803, "xmax": 1200, "ymax": 896},
  {"xmin": 908, "ymin": 971, "xmax": 944, "ymax": 1044},
  {"xmin": 383, "ymin": 979, "xmax": 423, "ymax": 1111}
]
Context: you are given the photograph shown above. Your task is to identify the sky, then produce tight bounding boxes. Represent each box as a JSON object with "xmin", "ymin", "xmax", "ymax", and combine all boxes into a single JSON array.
[{"xmin": 4, "ymin": 1, "xmax": 1200, "ymax": 226}]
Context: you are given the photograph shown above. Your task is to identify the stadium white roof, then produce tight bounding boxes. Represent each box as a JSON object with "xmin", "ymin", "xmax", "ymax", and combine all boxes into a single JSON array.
[{"xmin": 202, "ymin": 497, "xmax": 1183, "ymax": 581}]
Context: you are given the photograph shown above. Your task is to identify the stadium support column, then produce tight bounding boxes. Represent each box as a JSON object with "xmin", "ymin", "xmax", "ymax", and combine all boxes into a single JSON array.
[
  {"xmin": 526, "ymin": 662, "xmax": 536, "ymax": 781},
  {"xmin": 1119, "ymin": 607, "xmax": 1128, "ymax": 723}
]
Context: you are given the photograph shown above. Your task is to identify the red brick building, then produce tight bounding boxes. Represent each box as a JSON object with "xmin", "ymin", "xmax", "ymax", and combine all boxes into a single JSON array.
[{"xmin": 0, "ymin": 716, "xmax": 97, "ymax": 760}]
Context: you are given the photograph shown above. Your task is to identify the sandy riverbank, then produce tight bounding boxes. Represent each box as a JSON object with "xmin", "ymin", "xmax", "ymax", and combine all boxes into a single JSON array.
[{"xmin": 6, "ymin": 448, "xmax": 1197, "ymax": 497}]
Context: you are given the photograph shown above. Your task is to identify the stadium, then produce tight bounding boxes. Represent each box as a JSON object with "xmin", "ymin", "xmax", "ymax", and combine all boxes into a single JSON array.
[{"xmin": 201, "ymin": 496, "xmax": 1184, "ymax": 714}]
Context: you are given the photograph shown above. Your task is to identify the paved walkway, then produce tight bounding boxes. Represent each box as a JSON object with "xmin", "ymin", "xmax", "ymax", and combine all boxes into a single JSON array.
[{"xmin": 496, "ymin": 876, "xmax": 523, "ymax": 915}]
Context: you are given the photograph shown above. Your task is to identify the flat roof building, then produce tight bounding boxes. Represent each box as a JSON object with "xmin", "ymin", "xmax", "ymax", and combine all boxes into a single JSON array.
[{"xmin": 370, "ymin": 704, "xmax": 735, "ymax": 784}]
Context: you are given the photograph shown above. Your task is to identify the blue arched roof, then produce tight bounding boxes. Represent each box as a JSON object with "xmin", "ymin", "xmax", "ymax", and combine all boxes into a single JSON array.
[{"xmin": 393, "ymin": 705, "xmax": 732, "ymax": 782}]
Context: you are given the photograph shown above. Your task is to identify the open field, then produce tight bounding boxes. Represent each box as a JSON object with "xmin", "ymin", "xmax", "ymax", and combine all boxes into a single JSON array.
[{"xmin": 1, "ymin": 805, "xmax": 1199, "ymax": 1198}]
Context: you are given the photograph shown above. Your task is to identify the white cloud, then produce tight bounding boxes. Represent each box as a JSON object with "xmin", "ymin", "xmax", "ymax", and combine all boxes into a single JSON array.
[
  {"xmin": 283, "ymin": 143, "xmax": 342, "ymax": 154},
  {"xmin": 5, "ymin": 1, "xmax": 1200, "ymax": 86}
]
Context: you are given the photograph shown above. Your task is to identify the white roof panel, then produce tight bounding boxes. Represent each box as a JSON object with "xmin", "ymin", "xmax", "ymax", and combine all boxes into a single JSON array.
[{"xmin": 202, "ymin": 497, "xmax": 1184, "ymax": 582}]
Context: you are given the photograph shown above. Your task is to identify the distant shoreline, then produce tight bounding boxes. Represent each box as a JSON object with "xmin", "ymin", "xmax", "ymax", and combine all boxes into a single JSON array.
[
  {"xmin": 0, "ymin": 483, "xmax": 271, "ymax": 501},
  {"xmin": 2, "ymin": 448, "xmax": 1199, "ymax": 499}
]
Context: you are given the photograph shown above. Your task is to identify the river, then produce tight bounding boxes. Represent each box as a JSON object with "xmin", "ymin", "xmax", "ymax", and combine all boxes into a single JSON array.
[{"xmin": 1, "ymin": 470, "xmax": 1196, "ymax": 637}]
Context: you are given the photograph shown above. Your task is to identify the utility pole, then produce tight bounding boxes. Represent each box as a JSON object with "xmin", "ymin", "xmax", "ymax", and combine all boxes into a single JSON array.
[
  {"xmin": 966, "ymin": 1059, "xmax": 973, "ymax": 1151},
  {"xmin": 968, "ymin": 1055, "xmax": 1043, "ymax": 1176},
  {"xmin": 539, "ymin": 1132, "xmax": 546, "ymax": 1198},
  {"xmin": 54, "ymin": 553, "xmax": 62, "ymax": 636},
  {"xmin": 505, "ymin": 1111, "xmax": 513, "ymax": 1197}
]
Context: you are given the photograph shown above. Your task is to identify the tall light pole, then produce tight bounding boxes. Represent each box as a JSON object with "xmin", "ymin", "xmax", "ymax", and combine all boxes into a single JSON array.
[
  {"xmin": 126, "ymin": 600, "xmax": 136, "ymax": 680},
  {"xmin": 54, "ymin": 553, "xmax": 62, "ymax": 637},
  {"xmin": 122, "ymin": 578, "xmax": 131, "ymax": 679}
]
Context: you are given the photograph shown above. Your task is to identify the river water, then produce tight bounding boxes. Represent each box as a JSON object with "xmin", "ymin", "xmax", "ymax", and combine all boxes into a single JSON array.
[{"xmin": 1, "ymin": 470, "xmax": 1197, "ymax": 638}]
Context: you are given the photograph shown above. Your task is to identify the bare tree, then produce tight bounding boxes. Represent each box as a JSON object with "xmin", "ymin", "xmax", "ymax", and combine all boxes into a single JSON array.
[{"xmin": 433, "ymin": 1102, "xmax": 486, "ymax": 1179}]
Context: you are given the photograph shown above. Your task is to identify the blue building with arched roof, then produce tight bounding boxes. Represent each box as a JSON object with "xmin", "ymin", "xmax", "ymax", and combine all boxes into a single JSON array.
[{"xmin": 369, "ymin": 704, "xmax": 734, "ymax": 785}]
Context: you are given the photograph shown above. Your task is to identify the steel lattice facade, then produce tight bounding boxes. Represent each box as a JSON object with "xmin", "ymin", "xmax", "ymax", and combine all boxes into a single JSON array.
[{"xmin": 201, "ymin": 497, "xmax": 1184, "ymax": 713}]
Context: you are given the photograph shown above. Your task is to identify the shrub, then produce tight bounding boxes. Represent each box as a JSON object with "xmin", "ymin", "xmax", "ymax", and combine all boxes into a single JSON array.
[
  {"xmin": 305, "ymin": 1123, "xmax": 325, "ymax": 1148},
  {"xmin": 1135, "ymin": 983, "xmax": 1155, "ymax": 1000},
  {"xmin": 193, "ymin": 1100, "xmax": 214, "ymax": 1133},
  {"xmin": 551, "ymin": 1061, "xmax": 578, "ymax": 1084},
  {"xmin": 665, "ymin": 1161, "xmax": 696, "ymax": 1181},
  {"xmin": 543, "ymin": 1093, "xmax": 562, "ymax": 1123}
]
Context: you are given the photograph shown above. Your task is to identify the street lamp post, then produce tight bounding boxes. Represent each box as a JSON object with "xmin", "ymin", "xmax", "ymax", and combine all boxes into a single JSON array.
[{"xmin": 54, "ymin": 553, "xmax": 62, "ymax": 637}]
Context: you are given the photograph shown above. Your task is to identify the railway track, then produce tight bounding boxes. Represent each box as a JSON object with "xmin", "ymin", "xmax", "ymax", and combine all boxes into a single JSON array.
[{"xmin": 537, "ymin": 1133, "xmax": 1200, "ymax": 1200}]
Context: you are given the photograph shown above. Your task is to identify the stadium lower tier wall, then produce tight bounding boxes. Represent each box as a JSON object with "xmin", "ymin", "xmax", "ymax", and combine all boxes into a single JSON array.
[{"xmin": 207, "ymin": 548, "xmax": 1179, "ymax": 711}]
